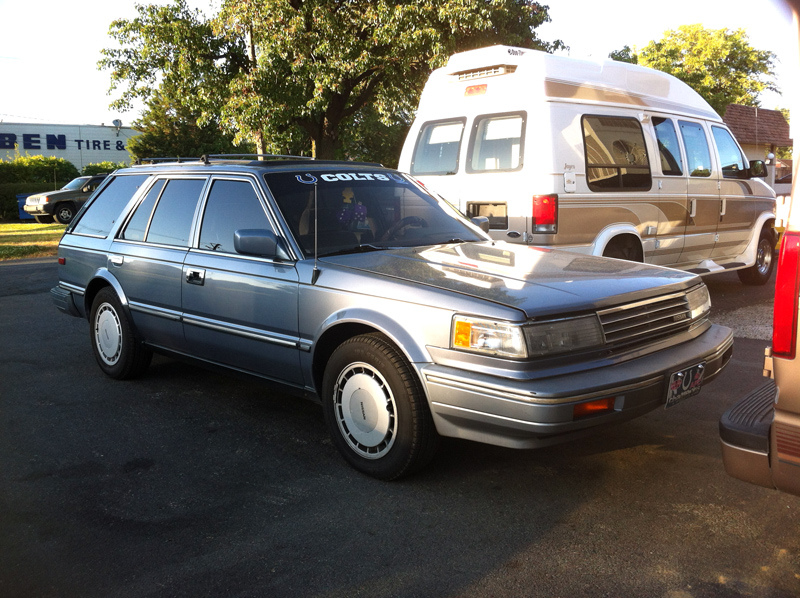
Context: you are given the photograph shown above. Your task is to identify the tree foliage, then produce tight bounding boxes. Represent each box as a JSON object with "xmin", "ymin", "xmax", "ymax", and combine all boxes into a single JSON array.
[
  {"xmin": 101, "ymin": 0, "xmax": 563, "ymax": 161},
  {"xmin": 127, "ymin": 88, "xmax": 253, "ymax": 160},
  {"xmin": 0, "ymin": 154, "xmax": 79, "ymax": 184},
  {"xmin": 82, "ymin": 162, "xmax": 131, "ymax": 176},
  {"xmin": 633, "ymin": 25, "xmax": 777, "ymax": 116}
]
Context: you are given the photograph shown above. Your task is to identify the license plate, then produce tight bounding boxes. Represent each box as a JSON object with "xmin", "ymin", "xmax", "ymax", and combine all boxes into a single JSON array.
[{"xmin": 665, "ymin": 362, "xmax": 705, "ymax": 408}]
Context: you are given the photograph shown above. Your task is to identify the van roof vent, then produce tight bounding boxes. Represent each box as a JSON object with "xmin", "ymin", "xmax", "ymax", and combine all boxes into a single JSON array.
[{"xmin": 455, "ymin": 65, "xmax": 516, "ymax": 81}]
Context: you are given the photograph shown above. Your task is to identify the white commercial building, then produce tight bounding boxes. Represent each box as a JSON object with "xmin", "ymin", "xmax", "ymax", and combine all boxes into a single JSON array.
[{"xmin": 0, "ymin": 122, "xmax": 140, "ymax": 170}]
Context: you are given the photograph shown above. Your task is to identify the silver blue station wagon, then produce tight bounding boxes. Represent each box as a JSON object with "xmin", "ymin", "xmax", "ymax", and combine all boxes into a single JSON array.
[{"xmin": 52, "ymin": 156, "xmax": 734, "ymax": 479}]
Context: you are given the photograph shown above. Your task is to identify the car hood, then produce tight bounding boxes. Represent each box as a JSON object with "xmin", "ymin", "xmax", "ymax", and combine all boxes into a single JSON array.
[{"xmin": 321, "ymin": 242, "xmax": 699, "ymax": 318}]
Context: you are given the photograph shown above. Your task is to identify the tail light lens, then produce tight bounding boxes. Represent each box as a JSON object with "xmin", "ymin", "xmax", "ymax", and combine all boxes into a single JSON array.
[
  {"xmin": 532, "ymin": 194, "xmax": 557, "ymax": 233},
  {"xmin": 773, "ymin": 231, "xmax": 800, "ymax": 359}
]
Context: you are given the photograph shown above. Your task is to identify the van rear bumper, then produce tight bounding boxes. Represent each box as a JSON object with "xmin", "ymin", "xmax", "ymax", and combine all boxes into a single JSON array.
[{"xmin": 719, "ymin": 379, "xmax": 776, "ymax": 489}]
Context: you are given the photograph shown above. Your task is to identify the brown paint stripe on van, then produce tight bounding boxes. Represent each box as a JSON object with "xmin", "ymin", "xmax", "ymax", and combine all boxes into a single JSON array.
[{"xmin": 544, "ymin": 80, "xmax": 719, "ymax": 121}]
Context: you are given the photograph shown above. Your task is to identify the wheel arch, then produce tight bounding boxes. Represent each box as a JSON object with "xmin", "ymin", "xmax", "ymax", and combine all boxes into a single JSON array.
[
  {"xmin": 83, "ymin": 270, "xmax": 130, "ymax": 321},
  {"xmin": 310, "ymin": 313, "xmax": 430, "ymax": 397},
  {"xmin": 592, "ymin": 224, "xmax": 645, "ymax": 260}
]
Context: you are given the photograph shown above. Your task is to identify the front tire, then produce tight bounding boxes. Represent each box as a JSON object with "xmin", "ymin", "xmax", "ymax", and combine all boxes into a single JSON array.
[
  {"xmin": 90, "ymin": 287, "xmax": 152, "ymax": 379},
  {"xmin": 738, "ymin": 227, "xmax": 775, "ymax": 286},
  {"xmin": 322, "ymin": 333, "xmax": 438, "ymax": 480}
]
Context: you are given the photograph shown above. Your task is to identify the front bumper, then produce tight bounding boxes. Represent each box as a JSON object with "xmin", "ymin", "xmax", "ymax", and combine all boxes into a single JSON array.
[
  {"xmin": 421, "ymin": 324, "xmax": 734, "ymax": 449},
  {"xmin": 24, "ymin": 203, "xmax": 52, "ymax": 216}
]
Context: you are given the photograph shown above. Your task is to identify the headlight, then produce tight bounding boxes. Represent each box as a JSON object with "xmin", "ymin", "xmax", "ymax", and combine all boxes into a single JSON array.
[
  {"xmin": 524, "ymin": 315, "xmax": 604, "ymax": 358},
  {"xmin": 452, "ymin": 315, "xmax": 527, "ymax": 358},
  {"xmin": 686, "ymin": 285, "xmax": 711, "ymax": 320}
]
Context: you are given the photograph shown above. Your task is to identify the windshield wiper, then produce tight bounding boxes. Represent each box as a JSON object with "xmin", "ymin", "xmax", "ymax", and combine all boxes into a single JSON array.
[{"xmin": 320, "ymin": 244, "xmax": 391, "ymax": 257}]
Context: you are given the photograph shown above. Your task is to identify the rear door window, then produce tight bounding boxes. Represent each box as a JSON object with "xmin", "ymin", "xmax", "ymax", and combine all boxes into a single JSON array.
[
  {"xmin": 653, "ymin": 117, "xmax": 684, "ymax": 176},
  {"xmin": 410, "ymin": 119, "xmax": 466, "ymax": 175},
  {"xmin": 679, "ymin": 121, "xmax": 713, "ymax": 177},
  {"xmin": 467, "ymin": 112, "xmax": 525, "ymax": 173},
  {"xmin": 582, "ymin": 115, "xmax": 651, "ymax": 191},
  {"xmin": 71, "ymin": 175, "xmax": 149, "ymax": 237}
]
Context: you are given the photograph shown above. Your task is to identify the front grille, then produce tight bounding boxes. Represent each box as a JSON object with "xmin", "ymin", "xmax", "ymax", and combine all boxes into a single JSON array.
[{"xmin": 597, "ymin": 290, "xmax": 701, "ymax": 348}]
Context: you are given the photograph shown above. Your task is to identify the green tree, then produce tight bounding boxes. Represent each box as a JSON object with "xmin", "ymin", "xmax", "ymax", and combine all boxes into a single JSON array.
[
  {"xmin": 82, "ymin": 161, "xmax": 130, "ymax": 176},
  {"xmin": 101, "ymin": 0, "xmax": 563, "ymax": 161},
  {"xmin": 609, "ymin": 45, "xmax": 638, "ymax": 64},
  {"xmin": 127, "ymin": 88, "xmax": 253, "ymax": 160},
  {"xmin": 636, "ymin": 25, "xmax": 777, "ymax": 115}
]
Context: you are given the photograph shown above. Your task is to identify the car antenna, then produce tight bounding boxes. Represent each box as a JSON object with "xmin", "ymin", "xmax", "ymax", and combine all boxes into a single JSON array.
[{"xmin": 311, "ymin": 181, "xmax": 321, "ymax": 285}]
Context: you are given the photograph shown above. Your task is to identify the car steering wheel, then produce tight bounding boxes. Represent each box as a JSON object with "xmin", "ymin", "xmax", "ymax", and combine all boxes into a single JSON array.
[{"xmin": 380, "ymin": 216, "xmax": 428, "ymax": 241}]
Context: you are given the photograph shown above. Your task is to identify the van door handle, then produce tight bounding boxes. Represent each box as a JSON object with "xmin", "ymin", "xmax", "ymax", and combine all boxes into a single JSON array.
[
  {"xmin": 720, "ymin": 198, "xmax": 727, "ymax": 217},
  {"xmin": 689, "ymin": 199, "xmax": 697, "ymax": 218},
  {"xmin": 185, "ymin": 268, "xmax": 205, "ymax": 286}
]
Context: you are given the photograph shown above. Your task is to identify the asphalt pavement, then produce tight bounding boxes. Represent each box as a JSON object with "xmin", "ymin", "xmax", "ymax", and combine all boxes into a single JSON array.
[{"xmin": 1, "ymin": 258, "xmax": 798, "ymax": 598}]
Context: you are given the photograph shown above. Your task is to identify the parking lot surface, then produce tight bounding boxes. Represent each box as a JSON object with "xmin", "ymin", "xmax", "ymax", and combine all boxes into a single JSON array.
[{"xmin": 1, "ymin": 258, "xmax": 798, "ymax": 598}]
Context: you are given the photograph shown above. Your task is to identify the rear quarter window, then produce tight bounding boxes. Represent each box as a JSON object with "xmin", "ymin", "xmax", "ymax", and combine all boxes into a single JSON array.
[{"xmin": 71, "ymin": 175, "xmax": 150, "ymax": 237}]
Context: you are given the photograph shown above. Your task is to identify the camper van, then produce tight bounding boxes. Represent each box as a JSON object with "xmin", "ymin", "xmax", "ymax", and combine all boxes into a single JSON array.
[{"xmin": 398, "ymin": 46, "xmax": 777, "ymax": 285}]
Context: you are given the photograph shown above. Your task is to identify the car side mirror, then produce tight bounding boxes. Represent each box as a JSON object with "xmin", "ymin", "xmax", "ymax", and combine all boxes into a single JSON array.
[
  {"xmin": 471, "ymin": 216, "xmax": 490, "ymax": 233},
  {"xmin": 748, "ymin": 160, "xmax": 768, "ymax": 178},
  {"xmin": 234, "ymin": 229, "xmax": 291, "ymax": 260}
]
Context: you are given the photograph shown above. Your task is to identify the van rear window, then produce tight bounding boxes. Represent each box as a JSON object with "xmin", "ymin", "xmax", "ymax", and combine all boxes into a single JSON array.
[
  {"xmin": 582, "ymin": 116, "xmax": 651, "ymax": 192},
  {"xmin": 467, "ymin": 113, "xmax": 525, "ymax": 173},
  {"xmin": 410, "ymin": 119, "xmax": 465, "ymax": 175}
]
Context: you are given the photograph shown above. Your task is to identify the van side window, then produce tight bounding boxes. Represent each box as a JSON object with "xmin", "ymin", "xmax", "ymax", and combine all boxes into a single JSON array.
[
  {"xmin": 582, "ymin": 116, "xmax": 651, "ymax": 191},
  {"xmin": 199, "ymin": 179, "xmax": 271, "ymax": 253},
  {"xmin": 711, "ymin": 126, "xmax": 746, "ymax": 178},
  {"xmin": 145, "ymin": 179, "xmax": 206, "ymax": 246},
  {"xmin": 678, "ymin": 121, "xmax": 712, "ymax": 177},
  {"xmin": 652, "ymin": 117, "xmax": 684, "ymax": 176},
  {"xmin": 467, "ymin": 112, "xmax": 525, "ymax": 173},
  {"xmin": 410, "ymin": 119, "xmax": 466, "ymax": 175}
]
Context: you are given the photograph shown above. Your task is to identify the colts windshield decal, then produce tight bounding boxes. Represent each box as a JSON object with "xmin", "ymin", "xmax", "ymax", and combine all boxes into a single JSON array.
[{"xmin": 295, "ymin": 172, "xmax": 408, "ymax": 184}]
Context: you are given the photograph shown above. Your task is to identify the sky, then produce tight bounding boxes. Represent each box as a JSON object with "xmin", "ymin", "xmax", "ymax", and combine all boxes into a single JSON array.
[{"xmin": 0, "ymin": 0, "xmax": 796, "ymax": 127}]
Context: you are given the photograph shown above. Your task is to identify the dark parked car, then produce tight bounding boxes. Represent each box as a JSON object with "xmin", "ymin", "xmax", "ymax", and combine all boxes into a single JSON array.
[
  {"xmin": 52, "ymin": 156, "xmax": 733, "ymax": 479},
  {"xmin": 24, "ymin": 174, "xmax": 108, "ymax": 224}
]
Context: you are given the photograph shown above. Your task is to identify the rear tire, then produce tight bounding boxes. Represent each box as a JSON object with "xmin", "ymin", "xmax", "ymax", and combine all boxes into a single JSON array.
[
  {"xmin": 90, "ymin": 287, "xmax": 152, "ymax": 379},
  {"xmin": 603, "ymin": 236, "xmax": 643, "ymax": 262},
  {"xmin": 54, "ymin": 202, "xmax": 77, "ymax": 225},
  {"xmin": 738, "ymin": 227, "xmax": 775, "ymax": 286},
  {"xmin": 322, "ymin": 333, "xmax": 439, "ymax": 480}
]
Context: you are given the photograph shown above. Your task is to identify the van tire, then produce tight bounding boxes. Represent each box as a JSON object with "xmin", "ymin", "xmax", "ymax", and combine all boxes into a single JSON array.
[
  {"xmin": 737, "ymin": 227, "xmax": 775, "ymax": 286},
  {"xmin": 603, "ymin": 236, "xmax": 643, "ymax": 262}
]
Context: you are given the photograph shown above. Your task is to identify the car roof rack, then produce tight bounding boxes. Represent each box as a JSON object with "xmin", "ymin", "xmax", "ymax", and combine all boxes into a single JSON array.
[
  {"xmin": 135, "ymin": 157, "xmax": 202, "ymax": 164},
  {"xmin": 200, "ymin": 153, "xmax": 315, "ymax": 164}
]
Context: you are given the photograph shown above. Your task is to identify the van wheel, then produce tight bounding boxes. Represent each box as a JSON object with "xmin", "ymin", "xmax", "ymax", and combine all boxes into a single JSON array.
[
  {"xmin": 34, "ymin": 215, "xmax": 54, "ymax": 224},
  {"xmin": 54, "ymin": 202, "xmax": 77, "ymax": 224},
  {"xmin": 90, "ymin": 287, "xmax": 152, "ymax": 379},
  {"xmin": 321, "ymin": 333, "xmax": 439, "ymax": 480},
  {"xmin": 603, "ymin": 237, "xmax": 643, "ymax": 262},
  {"xmin": 738, "ymin": 227, "xmax": 775, "ymax": 286}
]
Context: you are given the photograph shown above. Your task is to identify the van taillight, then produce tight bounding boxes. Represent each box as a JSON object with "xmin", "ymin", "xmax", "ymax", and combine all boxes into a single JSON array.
[
  {"xmin": 532, "ymin": 195, "xmax": 557, "ymax": 233},
  {"xmin": 773, "ymin": 231, "xmax": 800, "ymax": 359}
]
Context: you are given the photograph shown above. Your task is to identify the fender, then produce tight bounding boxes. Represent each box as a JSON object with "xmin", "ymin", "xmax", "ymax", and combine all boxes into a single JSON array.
[
  {"xmin": 84, "ymin": 267, "xmax": 130, "ymax": 316},
  {"xmin": 312, "ymin": 306, "xmax": 436, "ymax": 366},
  {"xmin": 735, "ymin": 213, "xmax": 776, "ymax": 267},
  {"xmin": 590, "ymin": 223, "xmax": 645, "ymax": 257}
]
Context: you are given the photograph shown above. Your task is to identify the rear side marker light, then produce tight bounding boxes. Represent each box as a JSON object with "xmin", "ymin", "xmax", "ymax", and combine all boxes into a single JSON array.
[
  {"xmin": 772, "ymin": 231, "xmax": 800, "ymax": 359},
  {"xmin": 58, "ymin": 257, "xmax": 66, "ymax": 265},
  {"xmin": 573, "ymin": 397, "xmax": 615, "ymax": 419},
  {"xmin": 532, "ymin": 194, "xmax": 557, "ymax": 233}
]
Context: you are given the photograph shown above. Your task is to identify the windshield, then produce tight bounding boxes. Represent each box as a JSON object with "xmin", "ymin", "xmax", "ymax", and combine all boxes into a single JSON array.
[
  {"xmin": 62, "ymin": 177, "xmax": 91, "ymax": 191},
  {"xmin": 264, "ymin": 169, "xmax": 484, "ymax": 257}
]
